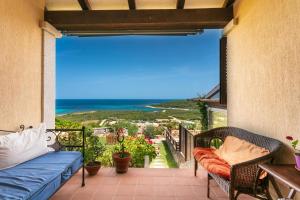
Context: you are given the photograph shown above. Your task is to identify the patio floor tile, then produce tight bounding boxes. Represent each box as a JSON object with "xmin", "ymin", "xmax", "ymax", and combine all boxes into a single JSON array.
[{"xmin": 50, "ymin": 168, "xmax": 255, "ymax": 200}]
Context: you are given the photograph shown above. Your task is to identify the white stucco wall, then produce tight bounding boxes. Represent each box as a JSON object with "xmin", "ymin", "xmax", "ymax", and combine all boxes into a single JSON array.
[
  {"xmin": 0, "ymin": 0, "xmax": 45, "ymax": 130},
  {"xmin": 227, "ymin": 0, "xmax": 300, "ymax": 198}
]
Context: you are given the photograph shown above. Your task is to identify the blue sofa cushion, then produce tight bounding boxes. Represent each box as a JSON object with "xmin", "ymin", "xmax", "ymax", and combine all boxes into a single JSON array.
[{"xmin": 0, "ymin": 151, "xmax": 82, "ymax": 200}]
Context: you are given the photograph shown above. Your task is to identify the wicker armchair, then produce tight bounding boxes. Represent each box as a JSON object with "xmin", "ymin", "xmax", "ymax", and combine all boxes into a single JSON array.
[{"xmin": 194, "ymin": 127, "xmax": 282, "ymax": 200}]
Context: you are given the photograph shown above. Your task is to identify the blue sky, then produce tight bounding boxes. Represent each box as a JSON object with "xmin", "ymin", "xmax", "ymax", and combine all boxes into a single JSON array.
[{"xmin": 56, "ymin": 29, "xmax": 221, "ymax": 99}]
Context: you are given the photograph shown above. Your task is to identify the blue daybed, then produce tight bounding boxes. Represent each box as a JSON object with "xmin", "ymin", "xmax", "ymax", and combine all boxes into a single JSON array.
[{"xmin": 0, "ymin": 127, "xmax": 85, "ymax": 200}]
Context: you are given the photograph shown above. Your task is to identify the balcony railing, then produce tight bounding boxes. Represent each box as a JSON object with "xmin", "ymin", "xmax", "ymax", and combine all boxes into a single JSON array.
[
  {"xmin": 165, "ymin": 128, "xmax": 180, "ymax": 151},
  {"xmin": 165, "ymin": 124, "xmax": 196, "ymax": 163},
  {"xmin": 179, "ymin": 124, "xmax": 195, "ymax": 161}
]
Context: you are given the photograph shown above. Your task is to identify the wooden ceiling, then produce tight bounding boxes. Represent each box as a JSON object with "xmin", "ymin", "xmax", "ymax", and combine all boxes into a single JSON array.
[{"xmin": 45, "ymin": 0, "xmax": 234, "ymax": 36}]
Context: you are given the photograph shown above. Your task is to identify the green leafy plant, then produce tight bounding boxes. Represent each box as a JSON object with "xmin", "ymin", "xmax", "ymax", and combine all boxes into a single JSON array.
[
  {"xmin": 286, "ymin": 136, "xmax": 299, "ymax": 153},
  {"xmin": 85, "ymin": 135, "xmax": 106, "ymax": 164},
  {"xmin": 210, "ymin": 138, "xmax": 223, "ymax": 149},
  {"xmin": 123, "ymin": 136, "xmax": 156, "ymax": 167},
  {"xmin": 100, "ymin": 136, "xmax": 156, "ymax": 168},
  {"xmin": 116, "ymin": 128, "xmax": 128, "ymax": 158},
  {"xmin": 100, "ymin": 145, "xmax": 117, "ymax": 167},
  {"xmin": 197, "ymin": 99, "xmax": 208, "ymax": 131}
]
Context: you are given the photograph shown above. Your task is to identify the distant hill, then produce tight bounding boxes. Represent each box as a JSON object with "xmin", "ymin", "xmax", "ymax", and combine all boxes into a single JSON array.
[{"xmin": 150, "ymin": 100, "xmax": 198, "ymax": 110}]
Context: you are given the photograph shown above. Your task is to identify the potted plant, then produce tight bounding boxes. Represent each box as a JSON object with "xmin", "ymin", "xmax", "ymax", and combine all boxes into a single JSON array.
[
  {"xmin": 286, "ymin": 136, "xmax": 300, "ymax": 170},
  {"xmin": 112, "ymin": 128, "xmax": 131, "ymax": 173},
  {"xmin": 85, "ymin": 135, "xmax": 105, "ymax": 176}
]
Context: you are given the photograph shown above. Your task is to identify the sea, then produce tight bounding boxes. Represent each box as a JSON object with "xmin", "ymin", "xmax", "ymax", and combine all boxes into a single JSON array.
[{"xmin": 56, "ymin": 99, "xmax": 176, "ymax": 115}]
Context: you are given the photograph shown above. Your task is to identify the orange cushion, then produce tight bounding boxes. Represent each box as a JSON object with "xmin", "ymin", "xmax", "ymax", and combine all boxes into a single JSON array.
[
  {"xmin": 193, "ymin": 147, "xmax": 231, "ymax": 179},
  {"xmin": 193, "ymin": 147, "xmax": 215, "ymax": 160},
  {"xmin": 193, "ymin": 136, "xmax": 270, "ymax": 180}
]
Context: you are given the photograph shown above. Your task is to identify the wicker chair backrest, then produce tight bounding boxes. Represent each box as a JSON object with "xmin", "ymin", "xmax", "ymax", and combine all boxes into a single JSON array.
[{"xmin": 208, "ymin": 127, "xmax": 282, "ymax": 153}]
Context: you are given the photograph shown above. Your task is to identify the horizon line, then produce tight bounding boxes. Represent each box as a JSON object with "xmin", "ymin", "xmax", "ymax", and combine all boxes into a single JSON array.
[{"xmin": 56, "ymin": 98, "xmax": 189, "ymax": 100}]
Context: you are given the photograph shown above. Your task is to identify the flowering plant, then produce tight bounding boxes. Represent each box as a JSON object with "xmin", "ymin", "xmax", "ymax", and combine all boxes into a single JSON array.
[
  {"xmin": 286, "ymin": 136, "xmax": 299, "ymax": 153},
  {"xmin": 116, "ymin": 128, "xmax": 127, "ymax": 158}
]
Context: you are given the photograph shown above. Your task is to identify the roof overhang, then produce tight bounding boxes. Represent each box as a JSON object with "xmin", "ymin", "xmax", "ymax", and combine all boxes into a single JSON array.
[
  {"xmin": 44, "ymin": 0, "xmax": 234, "ymax": 36},
  {"xmin": 45, "ymin": 8, "xmax": 233, "ymax": 36},
  {"xmin": 191, "ymin": 98, "xmax": 227, "ymax": 109}
]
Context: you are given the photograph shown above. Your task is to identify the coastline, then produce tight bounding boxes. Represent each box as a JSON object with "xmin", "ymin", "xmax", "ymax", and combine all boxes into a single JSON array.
[
  {"xmin": 145, "ymin": 105, "xmax": 191, "ymax": 111},
  {"xmin": 55, "ymin": 99, "xmax": 198, "ymax": 117},
  {"xmin": 57, "ymin": 106, "xmax": 193, "ymax": 116}
]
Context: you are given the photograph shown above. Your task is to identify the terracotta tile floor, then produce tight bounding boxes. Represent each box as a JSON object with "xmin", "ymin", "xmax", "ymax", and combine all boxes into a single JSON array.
[{"xmin": 51, "ymin": 168, "xmax": 255, "ymax": 200}]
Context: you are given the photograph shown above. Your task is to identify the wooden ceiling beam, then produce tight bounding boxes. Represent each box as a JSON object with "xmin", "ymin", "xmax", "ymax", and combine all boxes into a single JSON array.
[
  {"xmin": 78, "ymin": 0, "xmax": 91, "ymax": 10},
  {"xmin": 128, "ymin": 0, "xmax": 136, "ymax": 10},
  {"xmin": 222, "ymin": 0, "xmax": 235, "ymax": 7},
  {"xmin": 177, "ymin": 0, "xmax": 185, "ymax": 9},
  {"xmin": 45, "ymin": 8, "xmax": 233, "ymax": 34}
]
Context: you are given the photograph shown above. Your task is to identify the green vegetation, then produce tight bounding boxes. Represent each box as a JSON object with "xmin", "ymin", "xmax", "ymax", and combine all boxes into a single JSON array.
[
  {"xmin": 85, "ymin": 135, "xmax": 106, "ymax": 164},
  {"xmin": 160, "ymin": 141, "xmax": 178, "ymax": 168},
  {"xmin": 210, "ymin": 138, "xmax": 223, "ymax": 149},
  {"xmin": 123, "ymin": 136, "xmax": 157, "ymax": 167},
  {"xmin": 55, "ymin": 118, "xmax": 156, "ymax": 168},
  {"xmin": 55, "ymin": 118, "xmax": 81, "ymax": 129},
  {"xmin": 100, "ymin": 136, "xmax": 157, "ymax": 168},
  {"xmin": 143, "ymin": 125, "xmax": 165, "ymax": 139},
  {"xmin": 165, "ymin": 121, "xmax": 180, "ymax": 130},
  {"xmin": 55, "ymin": 99, "xmax": 205, "ymax": 169},
  {"xmin": 57, "ymin": 109, "xmax": 200, "ymax": 122},
  {"xmin": 99, "ymin": 145, "xmax": 115, "ymax": 167},
  {"xmin": 151, "ymin": 100, "xmax": 198, "ymax": 110},
  {"xmin": 110, "ymin": 120, "xmax": 138, "ymax": 136},
  {"xmin": 197, "ymin": 100, "xmax": 208, "ymax": 130}
]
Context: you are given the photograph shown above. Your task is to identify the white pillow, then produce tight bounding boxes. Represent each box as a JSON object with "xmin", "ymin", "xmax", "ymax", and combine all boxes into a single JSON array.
[{"xmin": 0, "ymin": 124, "xmax": 49, "ymax": 170}]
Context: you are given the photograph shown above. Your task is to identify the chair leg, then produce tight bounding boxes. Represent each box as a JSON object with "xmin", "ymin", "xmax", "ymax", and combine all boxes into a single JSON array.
[
  {"xmin": 265, "ymin": 188, "xmax": 273, "ymax": 200},
  {"xmin": 82, "ymin": 165, "xmax": 85, "ymax": 187},
  {"xmin": 234, "ymin": 191, "xmax": 240, "ymax": 200},
  {"xmin": 194, "ymin": 159, "xmax": 198, "ymax": 176},
  {"xmin": 207, "ymin": 174, "xmax": 212, "ymax": 198},
  {"xmin": 229, "ymin": 188, "xmax": 235, "ymax": 200}
]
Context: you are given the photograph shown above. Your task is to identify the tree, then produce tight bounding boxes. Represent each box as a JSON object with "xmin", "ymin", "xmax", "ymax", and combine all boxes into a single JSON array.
[{"xmin": 110, "ymin": 120, "xmax": 138, "ymax": 136}]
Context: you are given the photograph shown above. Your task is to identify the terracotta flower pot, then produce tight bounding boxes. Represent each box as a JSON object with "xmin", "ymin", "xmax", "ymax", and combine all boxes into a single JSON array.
[
  {"xmin": 85, "ymin": 161, "xmax": 101, "ymax": 176},
  {"xmin": 112, "ymin": 152, "xmax": 131, "ymax": 173}
]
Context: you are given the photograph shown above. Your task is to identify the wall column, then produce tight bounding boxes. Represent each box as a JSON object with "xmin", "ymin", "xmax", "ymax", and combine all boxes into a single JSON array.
[{"xmin": 41, "ymin": 22, "xmax": 62, "ymax": 128}]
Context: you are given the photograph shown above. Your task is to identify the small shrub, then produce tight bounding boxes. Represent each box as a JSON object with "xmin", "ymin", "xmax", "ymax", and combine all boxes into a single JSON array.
[
  {"xmin": 143, "ymin": 125, "xmax": 156, "ymax": 139},
  {"xmin": 100, "ymin": 145, "xmax": 117, "ymax": 167},
  {"xmin": 144, "ymin": 125, "xmax": 164, "ymax": 139},
  {"xmin": 124, "ymin": 136, "xmax": 157, "ymax": 167},
  {"xmin": 110, "ymin": 120, "xmax": 138, "ymax": 136},
  {"xmin": 85, "ymin": 135, "xmax": 106, "ymax": 164}
]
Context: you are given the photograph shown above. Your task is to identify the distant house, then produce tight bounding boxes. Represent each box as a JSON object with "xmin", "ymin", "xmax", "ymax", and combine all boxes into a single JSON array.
[
  {"xmin": 93, "ymin": 127, "xmax": 111, "ymax": 136},
  {"xmin": 192, "ymin": 85, "xmax": 227, "ymax": 129}
]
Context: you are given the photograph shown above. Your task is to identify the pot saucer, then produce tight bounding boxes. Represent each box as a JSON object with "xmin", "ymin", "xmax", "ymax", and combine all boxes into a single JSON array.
[{"xmin": 295, "ymin": 165, "xmax": 300, "ymax": 172}]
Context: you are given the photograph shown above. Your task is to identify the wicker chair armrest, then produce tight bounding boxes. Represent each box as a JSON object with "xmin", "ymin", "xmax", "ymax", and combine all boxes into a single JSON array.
[
  {"xmin": 194, "ymin": 129, "xmax": 217, "ymax": 148},
  {"xmin": 194, "ymin": 128, "xmax": 228, "ymax": 148},
  {"xmin": 230, "ymin": 154, "xmax": 273, "ymax": 190}
]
